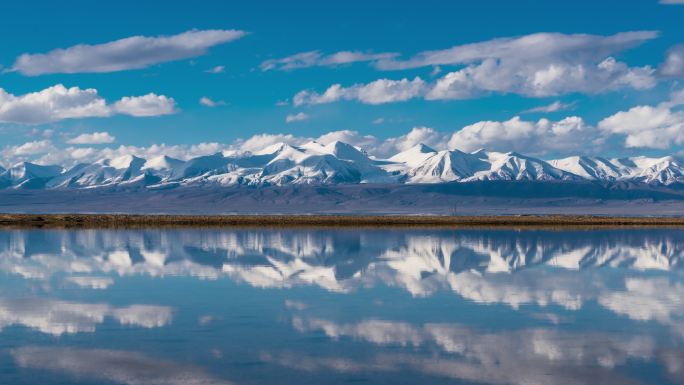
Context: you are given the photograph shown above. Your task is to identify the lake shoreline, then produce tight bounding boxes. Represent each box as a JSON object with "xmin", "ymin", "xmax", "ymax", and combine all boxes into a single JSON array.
[{"xmin": 3, "ymin": 214, "xmax": 684, "ymax": 228}]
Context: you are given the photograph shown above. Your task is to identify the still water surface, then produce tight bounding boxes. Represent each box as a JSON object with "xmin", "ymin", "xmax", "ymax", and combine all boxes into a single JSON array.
[{"xmin": 1, "ymin": 228, "xmax": 683, "ymax": 384}]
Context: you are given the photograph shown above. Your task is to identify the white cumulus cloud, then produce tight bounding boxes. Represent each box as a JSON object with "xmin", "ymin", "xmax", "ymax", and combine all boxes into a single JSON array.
[
  {"xmin": 13, "ymin": 29, "xmax": 246, "ymax": 75},
  {"xmin": 66, "ymin": 132, "xmax": 116, "ymax": 145},
  {"xmin": 596, "ymin": 89, "xmax": 684, "ymax": 149},
  {"xmin": 0, "ymin": 85, "xmax": 109, "ymax": 124},
  {"xmin": 522, "ymin": 101, "xmax": 576, "ymax": 114},
  {"xmin": 112, "ymin": 93, "xmax": 177, "ymax": 117},
  {"xmin": 10, "ymin": 140, "xmax": 56, "ymax": 156},
  {"xmin": 295, "ymin": 32, "xmax": 658, "ymax": 104},
  {"xmin": 599, "ymin": 106, "xmax": 684, "ymax": 149},
  {"xmin": 660, "ymin": 45, "xmax": 684, "ymax": 77},
  {"xmin": 0, "ymin": 85, "xmax": 177, "ymax": 124},
  {"xmin": 234, "ymin": 134, "xmax": 308, "ymax": 152},
  {"xmin": 261, "ymin": 50, "xmax": 398, "ymax": 71},
  {"xmin": 316, "ymin": 130, "xmax": 379, "ymax": 149},
  {"xmin": 0, "ymin": 142, "xmax": 231, "ymax": 169},
  {"xmin": 448, "ymin": 116, "xmax": 599, "ymax": 154},
  {"xmin": 294, "ymin": 77, "xmax": 426, "ymax": 106},
  {"xmin": 285, "ymin": 112, "xmax": 309, "ymax": 123},
  {"xmin": 9, "ymin": 90, "xmax": 684, "ymax": 167},
  {"xmin": 376, "ymin": 31, "xmax": 656, "ymax": 70},
  {"xmin": 375, "ymin": 127, "xmax": 449, "ymax": 156},
  {"xmin": 205, "ymin": 65, "xmax": 225, "ymax": 74},
  {"xmin": 426, "ymin": 56, "xmax": 654, "ymax": 100},
  {"xmin": 199, "ymin": 96, "xmax": 225, "ymax": 107}
]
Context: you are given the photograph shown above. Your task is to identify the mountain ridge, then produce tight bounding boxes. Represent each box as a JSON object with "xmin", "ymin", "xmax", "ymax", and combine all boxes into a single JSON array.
[{"xmin": 4, "ymin": 141, "xmax": 684, "ymax": 190}]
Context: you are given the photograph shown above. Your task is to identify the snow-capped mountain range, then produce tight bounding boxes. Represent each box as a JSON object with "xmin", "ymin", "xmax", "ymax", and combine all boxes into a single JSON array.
[{"xmin": 2, "ymin": 140, "xmax": 684, "ymax": 189}]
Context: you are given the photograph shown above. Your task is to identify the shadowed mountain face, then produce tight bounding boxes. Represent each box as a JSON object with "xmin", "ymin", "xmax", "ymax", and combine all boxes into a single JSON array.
[
  {"xmin": 2, "ymin": 227, "xmax": 684, "ymax": 385},
  {"xmin": 4, "ymin": 142, "xmax": 684, "ymax": 190}
]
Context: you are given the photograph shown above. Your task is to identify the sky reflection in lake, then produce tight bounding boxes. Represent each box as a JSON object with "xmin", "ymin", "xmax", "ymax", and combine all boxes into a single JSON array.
[{"xmin": 1, "ymin": 228, "xmax": 683, "ymax": 385}]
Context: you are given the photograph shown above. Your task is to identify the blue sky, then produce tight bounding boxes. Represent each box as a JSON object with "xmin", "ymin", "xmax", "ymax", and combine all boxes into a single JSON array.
[{"xmin": 2, "ymin": 0, "xmax": 684, "ymax": 165}]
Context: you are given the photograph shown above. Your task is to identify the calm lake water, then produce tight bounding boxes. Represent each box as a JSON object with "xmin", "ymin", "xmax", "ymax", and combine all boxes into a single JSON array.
[{"xmin": 1, "ymin": 227, "xmax": 683, "ymax": 385}]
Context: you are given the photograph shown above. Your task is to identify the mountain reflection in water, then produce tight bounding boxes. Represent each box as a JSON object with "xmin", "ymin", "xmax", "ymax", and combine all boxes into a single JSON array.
[{"xmin": 1, "ymin": 228, "xmax": 683, "ymax": 385}]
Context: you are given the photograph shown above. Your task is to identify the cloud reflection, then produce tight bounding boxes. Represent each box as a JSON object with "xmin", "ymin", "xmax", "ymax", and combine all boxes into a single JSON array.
[
  {"xmin": 0, "ymin": 297, "xmax": 172, "ymax": 335},
  {"xmin": 12, "ymin": 347, "xmax": 232, "ymax": 385},
  {"xmin": 277, "ymin": 315, "xmax": 658, "ymax": 385},
  {"xmin": 65, "ymin": 276, "xmax": 114, "ymax": 289},
  {"xmin": 1, "ymin": 228, "xmax": 684, "ymax": 334}
]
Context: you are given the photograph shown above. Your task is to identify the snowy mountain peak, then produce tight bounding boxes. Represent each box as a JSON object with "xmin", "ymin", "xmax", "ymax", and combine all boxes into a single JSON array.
[
  {"xmin": 474, "ymin": 151, "xmax": 580, "ymax": 182},
  {"xmin": 95, "ymin": 155, "xmax": 145, "ymax": 170},
  {"xmin": 2, "ymin": 141, "xmax": 684, "ymax": 189},
  {"xmin": 389, "ymin": 143, "xmax": 438, "ymax": 167},
  {"xmin": 143, "ymin": 155, "xmax": 184, "ymax": 171},
  {"xmin": 323, "ymin": 141, "xmax": 369, "ymax": 162},
  {"xmin": 0, "ymin": 162, "xmax": 65, "ymax": 189},
  {"xmin": 551, "ymin": 155, "xmax": 684, "ymax": 185},
  {"xmin": 253, "ymin": 142, "xmax": 296, "ymax": 156},
  {"xmin": 549, "ymin": 156, "xmax": 623, "ymax": 180},
  {"xmin": 413, "ymin": 143, "xmax": 437, "ymax": 153},
  {"xmin": 4, "ymin": 162, "xmax": 63, "ymax": 181},
  {"xmin": 298, "ymin": 140, "xmax": 324, "ymax": 151},
  {"xmin": 404, "ymin": 149, "xmax": 490, "ymax": 183}
]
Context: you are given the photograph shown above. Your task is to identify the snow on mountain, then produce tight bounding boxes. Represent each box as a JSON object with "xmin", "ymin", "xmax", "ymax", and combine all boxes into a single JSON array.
[
  {"xmin": 46, "ymin": 155, "xmax": 148, "ymax": 188},
  {"xmin": 2, "ymin": 141, "xmax": 684, "ymax": 189},
  {"xmin": 259, "ymin": 142, "xmax": 363, "ymax": 185},
  {"xmin": 320, "ymin": 141, "xmax": 372, "ymax": 164},
  {"xmin": 0, "ymin": 162, "xmax": 64, "ymax": 189},
  {"xmin": 549, "ymin": 156, "xmax": 625, "ymax": 181},
  {"xmin": 398, "ymin": 149, "xmax": 490, "ymax": 183},
  {"xmin": 311, "ymin": 141, "xmax": 397, "ymax": 183},
  {"xmin": 386, "ymin": 147, "xmax": 579, "ymax": 184},
  {"xmin": 619, "ymin": 156, "xmax": 684, "ymax": 185},
  {"xmin": 470, "ymin": 151, "xmax": 581, "ymax": 182},
  {"xmin": 143, "ymin": 155, "xmax": 184, "ymax": 173},
  {"xmin": 551, "ymin": 155, "xmax": 684, "ymax": 185},
  {"xmin": 388, "ymin": 144, "xmax": 437, "ymax": 167},
  {"xmin": 168, "ymin": 153, "xmax": 233, "ymax": 180}
]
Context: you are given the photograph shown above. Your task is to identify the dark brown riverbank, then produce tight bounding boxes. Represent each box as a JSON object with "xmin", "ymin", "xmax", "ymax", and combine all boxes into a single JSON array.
[{"xmin": 2, "ymin": 214, "xmax": 684, "ymax": 229}]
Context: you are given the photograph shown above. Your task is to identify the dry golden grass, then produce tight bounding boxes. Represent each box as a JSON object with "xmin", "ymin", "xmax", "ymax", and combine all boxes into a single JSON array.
[{"xmin": 1, "ymin": 214, "xmax": 684, "ymax": 229}]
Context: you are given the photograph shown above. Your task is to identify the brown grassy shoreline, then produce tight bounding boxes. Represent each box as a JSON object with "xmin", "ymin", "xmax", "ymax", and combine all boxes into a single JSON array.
[{"xmin": 1, "ymin": 214, "xmax": 684, "ymax": 229}]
